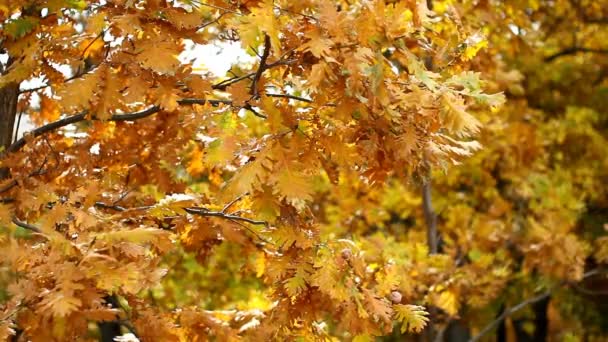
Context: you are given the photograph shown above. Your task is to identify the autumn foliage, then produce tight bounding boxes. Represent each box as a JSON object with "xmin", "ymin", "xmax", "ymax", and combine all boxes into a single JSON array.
[{"xmin": 1, "ymin": 0, "xmax": 607, "ymax": 341}]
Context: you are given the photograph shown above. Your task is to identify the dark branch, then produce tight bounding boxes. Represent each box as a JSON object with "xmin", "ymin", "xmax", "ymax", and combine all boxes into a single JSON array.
[
  {"xmin": 94, "ymin": 202, "xmax": 153, "ymax": 212},
  {"xmin": 469, "ymin": 269, "xmax": 607, "ymax": 342},
  {"xmin": 212, "ymin": 72, "xmax": 256, "ymax": 90},
  {"xmin": 469, "ymin": 291, "xmax": 550, "ymax": 342},
  {"xmin": 422, "ymin": 171, "xmax": 438, "ymax": 255},
  {"xmin": 11, "ymin": 217, "xmax": 42, "ymax": 233},
  {"xmin": 0, "ymin": 167, "xmax": 47, "ymax": 194},
  {"xmin": 265, "ymin": 93, "xmax": 313, "ymax": 103},
  {"xmin": 222, "ymin": 193, "xmax": 247, "ymax": 213},
  {"xmin": 212, "ymin": 58, "xmax": 295, "ymax": 91},
  {"xmin": 3, "ymin": 98, "xmax": 231, "ymax": 156},
  {"xmin": 545, "ymin": 47, "xmax": 608, "ymax": 62},
  {"xmin": 251, "ymin": 34, "xmax": 272, "ymax": 98},
  {"xmin": 19, "ymin": 64, "xmax": 103, "ymax": 94},
  {"xmin": 243, "ymin": 103, "xmax": 267, "ymax": 119},
  {"xmin": 94, "ymin": 201, "xmax": 268, "ymax": 226},
  {"xmin": 184, "ymin": 207, "xmax": 268, "ymax": 226}
]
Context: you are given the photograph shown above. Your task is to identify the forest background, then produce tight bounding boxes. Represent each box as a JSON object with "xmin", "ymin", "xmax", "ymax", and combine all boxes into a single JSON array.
[{"xmin": 1, "ymin": 0, "xmax": 607, "ymax": 341}]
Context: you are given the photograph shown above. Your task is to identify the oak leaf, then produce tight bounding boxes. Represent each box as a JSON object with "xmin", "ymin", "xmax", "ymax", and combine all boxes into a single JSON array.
[{"xmin": 394, "ymin": 304, "xmax": 429, "ymax": 333}]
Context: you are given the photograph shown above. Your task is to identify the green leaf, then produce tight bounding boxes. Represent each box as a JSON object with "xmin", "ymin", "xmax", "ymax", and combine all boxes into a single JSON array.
[{"xmin": 4, "ymin": 17, "xmax": 39, "ymax": 39}]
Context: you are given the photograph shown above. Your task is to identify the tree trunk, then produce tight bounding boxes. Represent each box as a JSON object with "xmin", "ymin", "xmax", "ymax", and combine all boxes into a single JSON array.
[
  {"xmin": 0, "ymin": 82, "xmax": 19, "ymax": 179},
  {"xmin": 1, "ymin": 81, "xmax": 20, "ymax": 341}
]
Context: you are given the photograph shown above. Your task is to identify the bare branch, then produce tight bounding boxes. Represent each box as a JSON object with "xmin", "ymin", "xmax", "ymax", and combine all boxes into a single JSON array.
[
  {"xmin": 265, "ymin": 93, "xmax": 313, "ymax": 103},
  {"xmin": 184, "ymin": 207, "xmax": 269, "ymax": 226},
  {"xmin": 212, "ymin": 72, "xmax": 256, "ymax": 90},
  {"xmin": 222, "ymin": 193, "xmax": 248, "ymax": 213},
  {"xmin": 212, "ymin": 57, "xmax": 295, "ymax": 91},
  {"xmin": 243, "ymin": 103, "xmax": 267, "ymax": 119}
]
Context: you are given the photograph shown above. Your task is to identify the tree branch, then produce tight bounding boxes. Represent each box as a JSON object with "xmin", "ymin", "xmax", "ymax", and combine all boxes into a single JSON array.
[
  {"xmin": 93, "ymin": 200, "xmax": 268, "ymax": 226},
  {"xmin": 544, "ymin": 47, "xmax": 608, "ymax": 62},
  {"xmin": 265, "ymin": 93, "xmax": 313, "ymax": 103},
  {"xmin": 251, "ymin": 34, "xmax": 272, "ymax": 98},
  {"xmin": 3, "ymin": 98, "xmax": 231, "ymax": 156},
  {"xmin": 469, "ymin": 269, "xmax": 607, "ymax": 342},
  {"xmin": 422, "ymin": 173, "xmax": 438, "ymax": 254},
  {"xmin": 184, "ymin": 207, "xmax": 268, "ymax": 226},
  {"xmin": 11, "ymin": 217, "xmax": 42, "ymax": 233},
  {"xmin": 0, "ymin": 167, "xmax": 47, "ymax": 194},
  {"xmin": 211, "ymin": 57, "xmax": 295, "ymax": 91}
]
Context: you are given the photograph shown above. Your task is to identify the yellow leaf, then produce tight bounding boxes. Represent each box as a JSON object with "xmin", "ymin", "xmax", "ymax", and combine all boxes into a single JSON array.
[
  {"xmin": 95, "ymin": 66, "xmax": 124, "ymax": 120},
  {"xmin": 273, "ymin": 168, "xmax": 313, "ymax": 207},
  {"xmin": 363, "ymin": 289, "xmax": 393, "ymax": 323},
  {"xmin": 284, "ymin": 273, "xmax": 307, "ymax": 298},
  {"xmin": 261, "ymin": 96, "xmax": 285, "ymax": 132},
  {"xmin": 394, "ymin": 304, "xmax": 429, "ymax": 333},
  {"xmin": 78, "ymin": 38, "xmax": 104, "ymax": 59},
  {"xmin": 39, "ymin": 95, "xmax": 61, "ymax": 122},
  {"xmin": 441, "ymin": 92, "xmax": 481, "ymax": 137},
  {"xmin": 435, "ymin": 290, "xmax": 459, "ymax": 316},
  {"xmin": 227, "ymin": 83, "xmax": 251, "ymax": 107},
  {"xmin": 59, "ymin": 69, "xmax": 101, "ymax": 112},
  {"xmin": 164, "ymin": 7, "xmax": 203, "ymax": 30},
  {"xmin": 462, "ymin": 38, "xmax": 488, "ymax": 61},
  {"xmin": 136, "ymin": 38, "xmax": 182, "ymax": 75},
  {"xmin": 186, "ymin": 144, "xmax": 205, "ymax": 177},
  {"xmin": 95, "ymin": 228, "xmax": 172, "ymax": 252},
  {"xmin": 155, "ymin": 81, "xmax": 180, "ymax": 111},
  {"xmin": 39, "ymin": 292, "xmax": 82, "ymax": 318},
  {"xmin": 255, "ymin": 251, "xmax": 266, "ymax": 277}
]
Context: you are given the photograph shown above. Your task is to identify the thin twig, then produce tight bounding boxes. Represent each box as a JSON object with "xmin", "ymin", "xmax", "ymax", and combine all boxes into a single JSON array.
[
  {"xmin": 274, "ymin": 5, "xmax": 319, "ymax": 21},
  {"xmin": 18, "ymin": 64, "xmax": 103, "ymax": 94},
  {"xmin": 212, "ymin": 58, "xmax": 295, "ymax": 91},
  {"xmin": 265, "ymin": 93, "xmax": 313, "ymax": 103},
  {"xmin": 94, "ymin": 202, "xmax": 153, "ymax": 212},
  {"xmin": 43, "ymin": 137, "xmax": 61, "ymax": 169},
  {"xmin": 226, "ymin": 216, "xmax": 275, "ymax": 246},
  {"xmin": 222, "ymin": 193, "xmax": 248, "ymax": 213},
  {"xmin": 243, "ymin": 103, "xmax": 267, "ymax": 119},
  {"xmin": 212, "ymin": 72, "xmax": 256, "ymax": 90},
  {"xmin": 197, "ymin": 12, "xmax": 227, "ymax": 30},
  {"xmin": 80, "ymin": 28, "xmax": 108, "ymax": 60},
  {"xmin": 13, "ymin": 111, "xmax": 23, "ymax": 143},
  {"xmin": 184, "ymin": 207, "xmax": 268, "ymax": 226}
]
